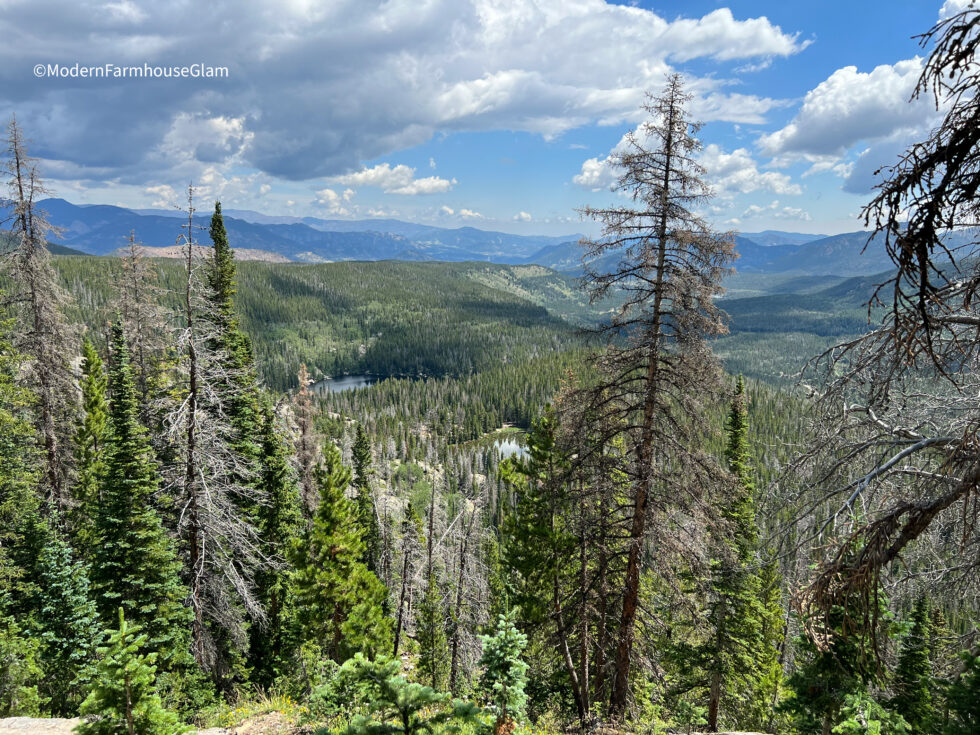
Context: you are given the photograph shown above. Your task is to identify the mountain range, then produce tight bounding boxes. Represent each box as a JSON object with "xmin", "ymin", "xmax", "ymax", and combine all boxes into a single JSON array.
[{"xmin": 27, "ymin": 198, "xmax": 939, "ymax": 278}]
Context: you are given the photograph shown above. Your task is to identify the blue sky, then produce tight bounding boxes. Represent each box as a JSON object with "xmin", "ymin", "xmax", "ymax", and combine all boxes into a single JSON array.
[{"xmin": 0, "ymin": 0, "xmax": 965, "ymax": 236}]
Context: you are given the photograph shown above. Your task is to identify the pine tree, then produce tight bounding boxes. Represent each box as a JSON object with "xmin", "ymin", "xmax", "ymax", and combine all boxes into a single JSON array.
[
  {"xmin": 338, "ymin": 654, "xmax": 479, "ymax": 735},
  {"xmin": 1, "ymin": 117, "xmax": 77, "ymax": 507},
  {"xmin": 205, "ymin": 201, "xmax": 261, "ymax": 474},
  {"xmin": 168, "ymin": 189, "xmax": 264, "ymax": 676},
  {"xmin": 72, "ymin": 338, "xmax": 109, "ymax": 558},
  {"xmin": 0, "ymin": 294, "xmax": 40, "ymax": 605},
  {"xmin": 91, "ymin": 324, "xmax": 191, "ymax": 670},
  {"xmin": 578, "ymin": 75, "xmax": 735, "ymax": 719},
  {"xmin": 416, "ymin": 575, "xmax": 449, "ymax": 691},
  {"xmin": 783, "ymin": 596, "xmax": 885, "ymax": 735},
  {"xmin": 293, "ymin": 363, "xmax": 319, "ymax": 517},
  {"xmin": 75, "ymin": 608, "xmax": 187, "ymax": 735},
  {"xmin": 352, "ymin": 424, "xmax": 382, "ymax": 572},
  {"xmin": 290, "ymin": 440, "xmax": 391, "ymax": 662},
  {"xmin": 945, "ymin": 650, "xmax": 980, "ymax": 735},
  {"xmin": 248, "ymin": 399, "xmax": 302, "ymax": 687},
  {"xmin": 479, "ymin": 611, "xmax": 529, "ymax": 735},
  {"xmin": 115, "ymin": 230, "xmax": 169, "ymax": 419},
  {"xmin": 699, "ymin": 376, "xmax": 778, "ymax": 731},
  {"xmin": 0, "ymin": 618, "xmax": 43, "ymax": 717},
  {"xmin": 15, "ymin": 518, "xmax": 100, "ymax": 716},
  {"xmin": 890, "ymin": 597, "xmax": 936, "ymax": 733}
]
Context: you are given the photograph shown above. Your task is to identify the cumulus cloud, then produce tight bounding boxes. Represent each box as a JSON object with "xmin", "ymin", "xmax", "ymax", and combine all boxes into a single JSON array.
[
  {"xmin": 328, "ymin": 163, "xmax": 456, "ymax": 195},
  {"xmin": 700, "ymin": 144, "xmax": 801, "ymax": 197},
  {"xmin": 574, "ymin": 137, "xmax": 801, "ymax": 198},
  {"xmin": 758, "ymin": 59, "xmax": 936, "ymax": 158},
  {"xmin": 940, "ymin": 0, "xmax": 975, "ymax": 20},
  {"xmin": 0, "ymin": 0, "xmax": 806, "ymax": 184},
  {"xmin": 741, "ymin": 200, "xmax": 811, "ymax": 221},
  {"xmin": 513, "ymin": 211, "xmax": 533, "ymax": 222},
  {"xmin": 144, "ymin": 184, "xmax": 177, "ymax": 208},
  {"xmin": 459, "ymin": 208, "xmax": 484, "ymax": 219},
  {"xmin": 314, "ymin": 187, "xmax": 352, "ymax": 216}
]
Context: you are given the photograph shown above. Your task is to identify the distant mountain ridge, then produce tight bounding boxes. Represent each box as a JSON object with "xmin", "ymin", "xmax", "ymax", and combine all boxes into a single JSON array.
[{"xmin": 28, "ymin": 198, "xmax": 971, "ymax": 278}]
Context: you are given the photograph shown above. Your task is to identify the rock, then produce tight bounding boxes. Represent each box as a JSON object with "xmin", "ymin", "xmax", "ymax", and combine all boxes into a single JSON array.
[{"xmin": 0, "ymin": 718, "xmax": 79, "ymax": 733}]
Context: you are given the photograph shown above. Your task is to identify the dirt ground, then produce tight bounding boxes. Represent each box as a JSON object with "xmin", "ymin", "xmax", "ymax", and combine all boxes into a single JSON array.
[{"xmin": 0, "ymin": 712, "xmax": 311, "ymax": 734}]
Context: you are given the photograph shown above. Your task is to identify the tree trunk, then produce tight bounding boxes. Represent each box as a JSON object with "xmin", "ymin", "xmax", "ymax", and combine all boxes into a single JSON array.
[{"xmin": 608, "ymin": 86, "xmax": 676, "ymax": 721}]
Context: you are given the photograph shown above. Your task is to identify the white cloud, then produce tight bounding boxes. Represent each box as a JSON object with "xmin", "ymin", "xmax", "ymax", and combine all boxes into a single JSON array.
[
  {"xmin": 429, "ymin": 157, "xmax": 437, "ymax": 169},
  {"xmin": 758, "ymin": 59, "xmax": 936, "ymax": 158},
  {"xmin": 940, "ymin": 0, "xmax": 975, "ymax": 20},
  {"xmin": 328, "ymin": 163, "xmax": 456, "ymax": 195},
  {"xmin": 440, "ymin": 205, "xmax": 455, "ymax": 215},
  {"xmin": 574, "ymin": 137, "xmax": 801, "ymax": 198},
  {"xmin": 741, "ymin": 200, "xmax": 811, "ymax": 221},
  {"xmin": 699, "ymin": 144, "xmax": 801, "ymax": 197},
  {"xmin": 513, "ymin": 211, "xmax": 532, "ymax": 222},
  {"xmin": 0, "ymin": 0, "xmax": 807, "ymax": 182},
  {"xmin": 313, "ymin": 187, "xmax": 351, "ymax": 216},
  {"xmin": 259, "ymin": 183, "xmax": 271, "ymax": 195},
  {"xmin": 459, "ymin": 208, "xmax": 484, "ymax": 219},
  {"xmin": 144, "ymin": 184, "xmax": 177, "ymax": 209}
]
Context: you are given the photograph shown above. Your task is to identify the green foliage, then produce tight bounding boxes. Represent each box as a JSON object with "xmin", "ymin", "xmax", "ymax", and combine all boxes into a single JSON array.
[
  {"xmin": 0, "ymin": 618, "xmax": 44, "ymax": 717},
  {"xmin": 19, "ymin": 520, "xmax": 100, "ymax": 715},
  {"xmin": 945, "ymin": 651, "xmax": 980, "ymax": 735},
  {"xmin": 890, "ymin": 597, "xmax": 936, "ymax": 733},
  {"xmin": 75, "ymin": 608, "xmax": 187, "ymax": 735},
  {"xmin": 90, "ymin": 324, "xmax": 191, "ymax": 670},
  {"xmin": 320, "ymin": 654, "xmax": 480, "ymax": 735},
  {"xmin": 290, "ymin": 441, "xmax": 392, "ymax": 662},
  {"xmin": 353, "ymin": 424, "xmax": 382, "ymax": 573},
  {"xmin": 0, "ymin": 295, "xmax": 40, "ymax": 596},
  {"xmin": 72, "ymin": 337, "xmax": 109, "ymax": 557},
  {"xmin": 782, "ymin": 598, "xmax": 887, "ymax": 735},
  {"xmin": 248, "ymin": 399, "xmax": 303, "ymax": 688},
  {"xmin": 832, "ymin": 692, "xmax": 909, "ymax": 735},
  {"xmin": 205, "ymin": 201, "xmax": 261, "ymax": 472},
  {"xmin": 478, "ymin": 611, "xmax": 529, "ymax": 728},
  {"xmin": 415, "ymin": 577, "xmax": 449, "ymax": 692}
]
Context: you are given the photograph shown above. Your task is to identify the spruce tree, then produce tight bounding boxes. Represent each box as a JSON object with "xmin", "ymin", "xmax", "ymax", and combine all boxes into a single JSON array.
[
  {"xmin": 16, "ymin": 518, "xmax": 100, "ymax": 716},
  {"xmin": 890, "ymin": 597, "xmax": 936, "ymax": 733},
  {"xmin": 352, "ymin": 424, "xmax": 382, "ymax": 572},
  {"xmin": 91, "ymin": 324, "xmax": 191, "ymax": 669},
  {"xmin": 75, "ymin": 608, "xmax": 187, "ymax": 735},
  {"xmin": 0, "ymin": 294, "xmax": 40, "ymax": 605},
  {"xmin": 783, "ymin": 596, "xmax": 885, "ymax": 735},
  {"xmin": 945, "ymin": 650, "xmax": 980, "ymax": 735},
  {"xmin": 416, "ymin": 575, "xmax": 449, "ymax": 691},
  {"xmin": 205, "ymin": 201, "xmax": 261, "ymax": 475},
  {"xmin": 290, "ymin": 440, "xmax": 391, "ymax": 662},
  {"xmin": 479, "ymin": 611, "xmax": 529, "ymax": 735},
  {"xmin": 699, "ymin": 376, "xmax": 776, "ymax": 731},
  {"xmin": 338, "ymin": 654, "xmax": 479, "ymax": 735},
  {"xmin": 248, "ymin": 399, "xmax": 302, "ymax": 687},
  {"xmin": 72, "ymin": 338, "xmax": 109, "ymax": 558}
]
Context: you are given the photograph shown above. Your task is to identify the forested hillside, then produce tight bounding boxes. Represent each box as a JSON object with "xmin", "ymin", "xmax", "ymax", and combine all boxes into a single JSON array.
[{"xmin": 4, "ymin": 10, "xmax": 980, "ymax": 735}]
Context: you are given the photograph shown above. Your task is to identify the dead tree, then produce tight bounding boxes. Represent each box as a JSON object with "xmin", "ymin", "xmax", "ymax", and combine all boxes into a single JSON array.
[
  {"xmin": 578, "ymin": 74, "xmax": 734, "ymax": 719},
  {"xmin": 793, "ymin": 8, "xmax": 980, "ymax": 630},
  {"xmin": 293, "ymin": 363, "xmax": 320, "ymax": 517},
  {"xmin": 165, "ymin": 185, "xmax": 265, "ymax": 674},
  {"xmin": 0, "ymin": 117, "xmax": 77, "ymax": 508},
  {"xmin": 115, "ymin": 230, "xmax": 169, "ymax": 417}
]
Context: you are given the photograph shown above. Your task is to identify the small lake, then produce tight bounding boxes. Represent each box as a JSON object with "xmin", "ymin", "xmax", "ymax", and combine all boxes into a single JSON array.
[
  {"xmin": 494, "ymin": 436, "xmax": 527, "ymax": 459},
  {"xmin": 312, "ymin": 374, "xmax": 378, "ymax": 394}
]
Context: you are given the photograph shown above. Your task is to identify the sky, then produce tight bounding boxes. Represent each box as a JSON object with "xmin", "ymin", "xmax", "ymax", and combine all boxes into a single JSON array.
[{"xmin": 0, "ymin": 0, "xmax": 970, "ymax": 236}]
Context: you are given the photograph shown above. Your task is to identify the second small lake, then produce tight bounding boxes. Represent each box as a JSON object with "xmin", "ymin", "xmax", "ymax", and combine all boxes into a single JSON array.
[{"xmin": 312, "ymin": 374, "xmax": 378, "ymax": 394}]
